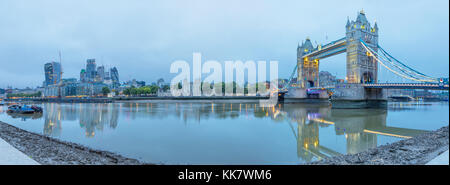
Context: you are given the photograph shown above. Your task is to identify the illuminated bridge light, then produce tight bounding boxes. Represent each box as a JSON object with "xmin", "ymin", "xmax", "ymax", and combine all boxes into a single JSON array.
[
  {"xmin": 311, "ymin": 118, "xmax": 335, "ymax": 125},
  {"xmin": 363, "ymin": 129, "xmax": 412, "ymax": 139}
]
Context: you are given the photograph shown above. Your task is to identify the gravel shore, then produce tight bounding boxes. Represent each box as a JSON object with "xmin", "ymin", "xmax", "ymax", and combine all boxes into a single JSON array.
[
  {"xmin": 308, "ymin": 126, "xmax": 449, "ymax": 165},
  {"xmin": 0, "ymin": 121, "xmax": 146, "ymax": 165}
]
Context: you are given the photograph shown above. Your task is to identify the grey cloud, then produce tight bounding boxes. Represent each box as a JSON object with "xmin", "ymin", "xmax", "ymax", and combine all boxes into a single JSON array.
[{"xmin": 0, "ymin": 0, "xmax": 448, "ymax": 88}]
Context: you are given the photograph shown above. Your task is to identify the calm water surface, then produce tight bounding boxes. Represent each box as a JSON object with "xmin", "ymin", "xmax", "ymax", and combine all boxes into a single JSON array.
[{"xmin": 0, "ymin": 101, "xmax": 448, "ymax": 164}]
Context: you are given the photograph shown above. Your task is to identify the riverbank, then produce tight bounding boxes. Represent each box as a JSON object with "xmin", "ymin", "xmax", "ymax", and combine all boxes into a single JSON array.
[
  {"xmin": 0, "ymin": 121, "xmax": 146, "ymax": 165},
  {"xmin": 4, "ymin": 96, "xmax": 270, "ymax": 104},
  {"xmin": 308, "ymin": 126, "xmax": 449, "ymax": 165}
]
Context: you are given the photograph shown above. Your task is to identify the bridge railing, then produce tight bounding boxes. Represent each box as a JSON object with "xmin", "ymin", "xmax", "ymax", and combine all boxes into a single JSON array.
[
  {"xmin": 363, "ymin": 83, "xmax": 443, "ymax": 87},
  {"xmin": 319, "ymin": 37, "xmax": 346, "ymax": 49},
  {"xmin": 363, "ymin": 83, "xmax": 449, "ymax": 90}
]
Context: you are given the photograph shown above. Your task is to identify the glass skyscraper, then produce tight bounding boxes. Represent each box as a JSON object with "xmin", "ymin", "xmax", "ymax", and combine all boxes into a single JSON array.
[
  {"xmin": 110, "ymin": 67, "xmax": 120, "ymax": 88},
  {"xmin": 44, "ymin": 62, "xmax": 62, "ymax": 86},
  {"xmin": 86, "ymin": 59, "xmax": 97, "ymax": 82}
]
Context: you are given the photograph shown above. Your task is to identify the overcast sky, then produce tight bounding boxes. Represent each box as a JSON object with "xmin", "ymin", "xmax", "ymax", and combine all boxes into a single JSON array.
[{"xmin": 0, "ymin": 0, "xmax": 448, "ymax": 88}]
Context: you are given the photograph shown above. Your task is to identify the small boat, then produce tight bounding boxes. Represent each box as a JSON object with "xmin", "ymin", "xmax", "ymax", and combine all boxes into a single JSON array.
[
  {"xmin": 31, "ymin": 105, "xmax": 43, "ymax": 113},
  {"xmin": 389, "ymin": 95, "xmax": 414, "ymax": 102},
  {"xmin": 7, "ymin": 105, "xmax": 40, "ymax": 114}
]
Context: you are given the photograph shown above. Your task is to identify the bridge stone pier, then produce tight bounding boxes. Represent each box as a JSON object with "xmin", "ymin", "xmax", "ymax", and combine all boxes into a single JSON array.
[
  {"xmin": 332, "ymin": 83, "xmax": 387, "ymax": 108},
  {"xmin": 285, "ymin": 88, "xmax": 329, "ymax": 102},
  {"xmin": 286, "ymin": 88, "xmax": 307, "ymax": 98}
]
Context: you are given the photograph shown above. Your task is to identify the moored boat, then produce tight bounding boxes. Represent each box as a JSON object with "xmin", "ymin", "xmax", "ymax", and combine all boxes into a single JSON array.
[
  {"xmin": 31, "ymin": 105, "xmax": 43, "ymax": 113},
  {"xmin": 7, "ymin": 104, "xmax": 42, "ymax": 114}
]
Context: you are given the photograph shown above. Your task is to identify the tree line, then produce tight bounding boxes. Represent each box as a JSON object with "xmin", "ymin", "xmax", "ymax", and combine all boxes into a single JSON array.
[
  {"xmin": 6, "ymin": 91, "xmax": 42, "ymax": 98},
  {"xmin": 122, "ymin": 85, "xmax": 161, "ymax": 96},
  {"xmin": 176, "ymin": 82, "xmax": 270, "ymax": 95}
]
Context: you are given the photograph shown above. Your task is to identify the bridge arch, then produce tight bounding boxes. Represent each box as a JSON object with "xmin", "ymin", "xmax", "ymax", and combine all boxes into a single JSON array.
[
  {"xmin": 307, "ymin": 80, "xmax": 315, "ymax": 88},
  {"xmin": 362, "ymin": 71, "xmax": 374, "ymax": 84}
]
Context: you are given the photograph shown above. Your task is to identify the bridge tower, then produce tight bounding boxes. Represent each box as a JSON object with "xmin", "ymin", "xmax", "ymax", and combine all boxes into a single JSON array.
[
  {"xmin": 345, "ymin": 10, "xmax": 379, "ymax": 84},
  {"xmin": 297, "ymin": 38, "xmax": 319, "ymax": 88}
]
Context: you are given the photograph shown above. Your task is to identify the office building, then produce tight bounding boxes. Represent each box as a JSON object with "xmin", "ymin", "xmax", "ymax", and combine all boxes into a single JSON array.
[
  {"xmin": 44, "ymin": 62, "xmax": 62, "ymax": 86},
  {"xmin": 86, "ymin": 59, "xmax": 97, "ymax": 82}
]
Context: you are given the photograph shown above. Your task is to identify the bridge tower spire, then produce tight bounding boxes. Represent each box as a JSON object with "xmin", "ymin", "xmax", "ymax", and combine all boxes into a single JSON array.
[
  {"xmin": 297, "ymin": 37, "xmax": 318, "ymax": 88},
  {"xmin": 345, "ymin": 11, "xmax": 379, "ymax": 84}
]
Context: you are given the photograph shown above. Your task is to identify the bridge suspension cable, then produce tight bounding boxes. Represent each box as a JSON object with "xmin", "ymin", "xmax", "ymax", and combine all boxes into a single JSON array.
[
  {"xmin": 376, "ymin": 48, "xmax": 426, "ymax": 81},
  {"xmin": 378, "ymin": 46, "xmax": 435, "ymax": 80},
  {"xmin": 360, "ymin": 40, "xmax": 437, "ymax": 83},
  {"xmin": 376, "ymin": 48, "xmax": 435, "ymax": 81},
  {"xmin": 280, "ymin": 63, "xmax": 298, "ymax": 90}
]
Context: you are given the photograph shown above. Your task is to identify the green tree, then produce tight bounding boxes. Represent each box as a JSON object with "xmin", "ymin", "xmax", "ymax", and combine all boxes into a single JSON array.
[
  {"xmin": 221, "ymin": 82, "xmax": 226, "ymax": 94},
  {"xmin": 102, "ymin": 87, "xmax": 111, "ymax": 96},
  {"xmin": 150, "ymin": 85, "xmax": 159, "ymax": 94},
  {"xmin": 7, "ymin": 92, "xmax": 42, "ymax": 98},
  {"xmin": 136, "ymin": 87, "xmax": 143, "ymax": 95},
  {"xmin": 123, "ymin": 88, "xmax": 131, "ymax": 96},
  {"xmin": 130, "ymin": 87, "xmax": 138, "ymax": 96},
  {"xmin": 140, "ymin": 86, "xmax": 151, "ymax": 95},
  {"xmin": 162, "ymin": 85, "xmax": 170, "ymax": 92}
]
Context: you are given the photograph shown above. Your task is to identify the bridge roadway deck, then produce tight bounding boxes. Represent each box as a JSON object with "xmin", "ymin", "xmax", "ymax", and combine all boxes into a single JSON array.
[
  {"xmin": 303, "ymin": 37, "xmax": 347, "ymax": 60},
  {"xmin": 363, "ymin": 83, "xmax": 449, "ymax": 90}
]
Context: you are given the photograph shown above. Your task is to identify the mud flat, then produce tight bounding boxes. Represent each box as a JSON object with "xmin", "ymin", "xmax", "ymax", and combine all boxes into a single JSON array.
[
  {"xmin": 309, "ymin": 126, "xmax": 449, "ymax": 165},
  {"xmin": 0, "ymin": 121, "xmax": 146, "ymax": 165}
]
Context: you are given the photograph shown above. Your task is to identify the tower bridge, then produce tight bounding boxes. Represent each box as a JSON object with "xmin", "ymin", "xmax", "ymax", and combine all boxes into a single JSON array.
[
  {"xmin": 282, "ymin": 10, "xmax": 448, "ymax": 108},
  {"xmin": 297, "ymin": 10, "xmax": 379, "ymax": 88}
]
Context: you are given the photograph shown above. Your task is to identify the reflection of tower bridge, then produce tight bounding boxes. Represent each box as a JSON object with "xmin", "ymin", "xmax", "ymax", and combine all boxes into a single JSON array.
[
  {"xmin": 280, "ymin": 10, "xmax": 449, "ymax": 108},
  {"xmin": 277, "ymin": 104, "xmax": 427, "ymax": 162}
]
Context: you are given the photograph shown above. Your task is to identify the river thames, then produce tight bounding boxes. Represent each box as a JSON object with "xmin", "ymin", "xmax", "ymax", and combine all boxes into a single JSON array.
[{"xmin": 0, "ymin": 101, "xmax": 448, "ymax": 164}]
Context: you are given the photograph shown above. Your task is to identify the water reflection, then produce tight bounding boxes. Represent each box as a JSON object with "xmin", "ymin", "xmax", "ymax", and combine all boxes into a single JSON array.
[
  {"xmin": 42, "ymin": 103, "xmax": 119, "ymax": 137},
  {"xmin": 270, "ymin": 104, "xmax": 387, "ymax": 162},
  {"xmin": 6, "ymin": 102, "xmax": 428, "ymax": 163},
  {"xmin": 6, "ymin": 112, "xmax": 43, "ymax": 121}
]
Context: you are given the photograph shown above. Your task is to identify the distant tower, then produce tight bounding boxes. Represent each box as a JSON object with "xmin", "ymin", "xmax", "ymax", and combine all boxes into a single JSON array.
[
  {"xmin": 110, "ymin": 67, "xmax": 120, "ymax": 88},
  {"xmin": 86, "ymin": 59, "xmax": 97, "ymax": 82},
  {"xmin": 80, "ymin": 69, "xmax": 87, "ymax": 83},
  {"xmin": 297, "ymin": 38, "xmax": 318, "ymax": 88},
  {"xmin": 96, "ymin": 65, "xmax": 105, "ymax": 82},
  {"xmin": 44, "ymin": 62, "xmax": 62, "ymax": 86},
  {"xmin": 345, "ymin": 10, "xmax": 379, "ymax": 84}
]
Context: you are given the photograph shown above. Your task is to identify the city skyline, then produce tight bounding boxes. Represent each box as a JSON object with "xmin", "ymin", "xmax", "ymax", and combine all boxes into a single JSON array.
[{"xmin": 0, "ymin": 0, "xmax": 448, "ymax": 88}]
